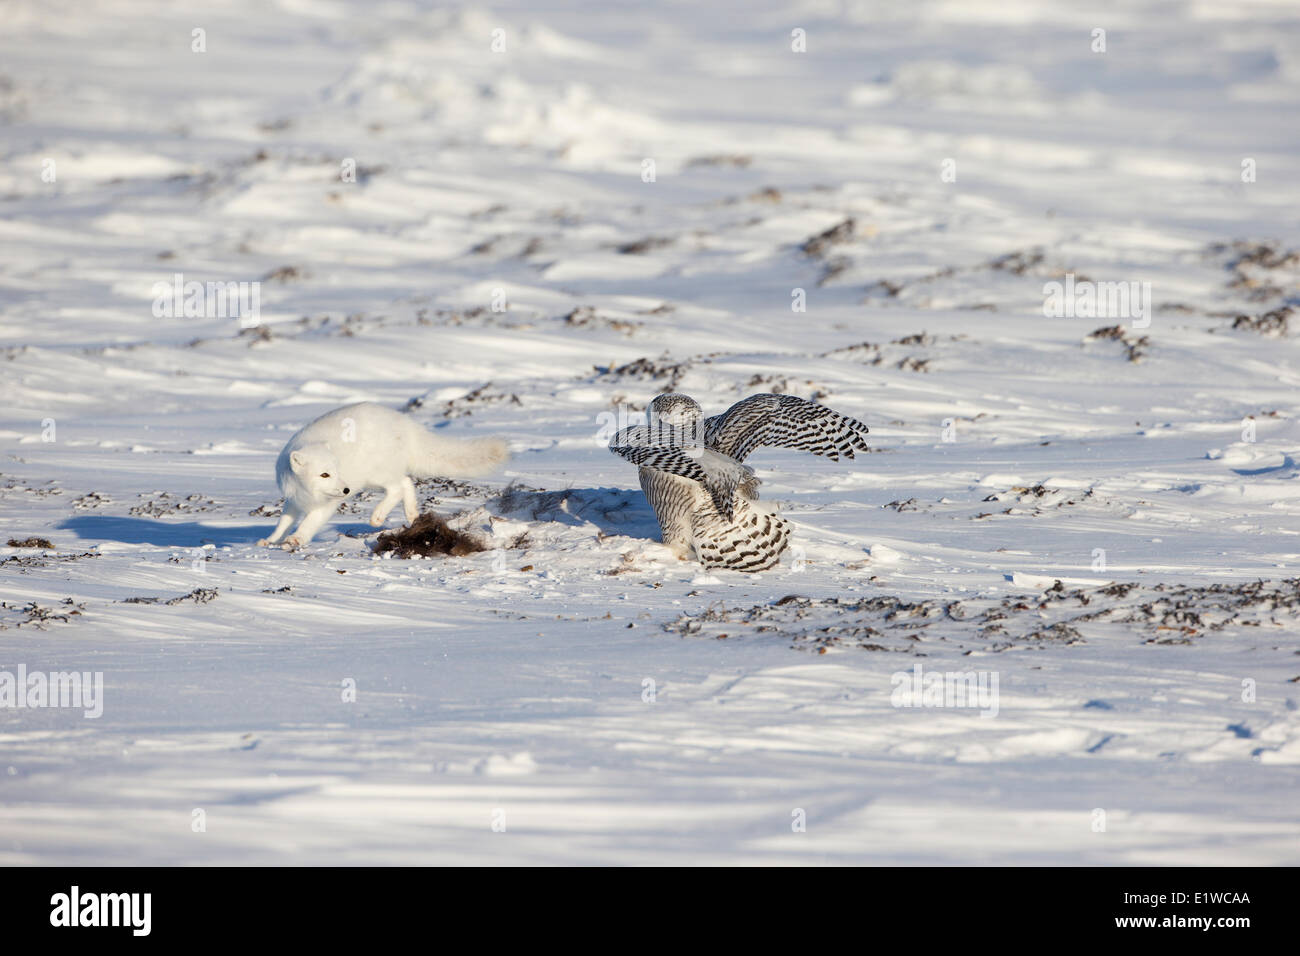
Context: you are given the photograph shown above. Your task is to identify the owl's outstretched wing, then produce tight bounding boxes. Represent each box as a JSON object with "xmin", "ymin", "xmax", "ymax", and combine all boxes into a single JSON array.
[
  {"xmin": 609, "ymin": 423, "xmax": 751, "ymax": 520},
  {"xmin": 703, "ymin": 394, "xmax": 870, "ymax": 463}
]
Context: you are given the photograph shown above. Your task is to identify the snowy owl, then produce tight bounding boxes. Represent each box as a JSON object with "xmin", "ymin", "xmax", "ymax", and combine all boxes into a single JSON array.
[{"xmin": 608, "ymin": 393, "xmax": 870, "ymax": 571}]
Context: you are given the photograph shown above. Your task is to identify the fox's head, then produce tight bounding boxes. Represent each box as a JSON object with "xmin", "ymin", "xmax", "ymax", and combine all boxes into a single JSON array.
[{"xmin": 288, "ymin": 444, "xmax": 349, "ymax": 500}]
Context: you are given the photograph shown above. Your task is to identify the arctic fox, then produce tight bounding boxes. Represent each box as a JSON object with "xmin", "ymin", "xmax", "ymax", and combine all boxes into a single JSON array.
[{"xmin": 259, "ymin": 402, "xmax": 510, "ymax": 549}]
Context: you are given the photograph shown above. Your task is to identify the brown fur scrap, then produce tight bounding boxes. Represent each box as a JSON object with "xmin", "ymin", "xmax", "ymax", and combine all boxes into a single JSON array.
[{"xmin": 372, "ymin": 513, "xmax": 486, "ymax": 558}]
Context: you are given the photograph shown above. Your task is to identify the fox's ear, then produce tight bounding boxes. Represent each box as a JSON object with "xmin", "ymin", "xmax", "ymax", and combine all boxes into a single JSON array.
[{"xmin": 289, "ymin": 450, "xmax": 307, "ymax": 471}]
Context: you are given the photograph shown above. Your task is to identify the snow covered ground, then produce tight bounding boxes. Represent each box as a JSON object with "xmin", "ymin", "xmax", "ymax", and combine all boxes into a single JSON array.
[{"xmin": 2, "ymin": 0, "xmax": 1300, "ymax": 864}]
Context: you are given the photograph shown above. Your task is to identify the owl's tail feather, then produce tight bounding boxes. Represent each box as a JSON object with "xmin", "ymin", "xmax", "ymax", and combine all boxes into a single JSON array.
[{"xmin": 693, "ymin": 497, "xmax": 791, "ymax": 572}]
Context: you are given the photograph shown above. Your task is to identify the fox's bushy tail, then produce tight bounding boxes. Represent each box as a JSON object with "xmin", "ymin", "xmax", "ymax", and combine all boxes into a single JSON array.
[{"xmin": 412, "ymin": 431, "xmax": 510, "ymax": 479}]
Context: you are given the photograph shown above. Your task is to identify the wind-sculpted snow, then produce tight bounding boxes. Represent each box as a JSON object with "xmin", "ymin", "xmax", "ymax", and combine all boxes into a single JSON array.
[
  {"xmin": 1, "ymin": 0, "xmax": 1299, "ymax": 864},
  {"xmin": 665, "ymin": 579, "xmax": 1300, "ymax": 653}
]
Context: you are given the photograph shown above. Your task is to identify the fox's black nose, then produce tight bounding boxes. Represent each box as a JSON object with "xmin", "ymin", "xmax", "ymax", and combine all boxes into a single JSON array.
[{"xmin": 342, "ymin": 487, "xmax": 350, "ymax": 495}]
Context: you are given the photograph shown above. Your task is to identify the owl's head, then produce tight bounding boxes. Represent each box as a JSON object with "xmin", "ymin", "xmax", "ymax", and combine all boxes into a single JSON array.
[
  {"xmin": 649, "ymin": 393, "xmax": 703, "ymax": 428},
  {"xmin": 647, "ymin": 393, "xmax": 704, "ymax": 449}
]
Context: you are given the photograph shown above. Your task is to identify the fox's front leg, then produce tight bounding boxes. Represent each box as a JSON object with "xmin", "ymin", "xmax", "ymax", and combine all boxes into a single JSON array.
[
  {"xmin": 369, "ymin": 484, "xmax": 405, "ymax": 527},
  {"xmin": 283, "ymin": 505, "xmax": 335, "ymax": 549},
  {"xmin": 258, "ymin": 509, "xmax": 296, "ymax": 547}
]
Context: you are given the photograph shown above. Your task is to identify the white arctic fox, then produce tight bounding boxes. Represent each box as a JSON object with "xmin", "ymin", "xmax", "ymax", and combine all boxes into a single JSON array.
[{"xmin": 259, "ymin": 402, "xmax": 510, "ymax": 549}]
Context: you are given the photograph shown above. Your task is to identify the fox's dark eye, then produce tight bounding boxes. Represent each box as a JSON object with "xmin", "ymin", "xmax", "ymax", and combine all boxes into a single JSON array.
[{"xmin": 320, "ymin": 473, "xmax": 330, "ymax": 478}]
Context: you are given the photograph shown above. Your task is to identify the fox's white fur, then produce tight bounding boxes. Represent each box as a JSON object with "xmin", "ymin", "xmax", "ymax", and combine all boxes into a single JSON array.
[{"xmin": 259, "ymin": 402, "xmax": 510, "ymax": 549}]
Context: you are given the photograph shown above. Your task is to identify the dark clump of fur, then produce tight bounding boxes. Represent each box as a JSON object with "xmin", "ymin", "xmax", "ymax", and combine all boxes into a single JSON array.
[
  {"xmin": 8, "ymin": 537, "xmax": 54, "ymax": 549},
  {"xmin": 372, "ymin": 513, "xmax": 486, "ymax": 558}
]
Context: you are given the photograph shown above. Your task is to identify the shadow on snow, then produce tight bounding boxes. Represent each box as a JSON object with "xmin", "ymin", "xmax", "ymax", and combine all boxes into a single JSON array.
[{"xmin": 56, "ymin": 515, "xmax": 375, "ymax": 548}]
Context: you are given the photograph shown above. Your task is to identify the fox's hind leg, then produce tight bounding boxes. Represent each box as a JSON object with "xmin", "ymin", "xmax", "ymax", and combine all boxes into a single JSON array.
[
  {"xmin": 369, "ymin": 484, "xmax": 405, "ymax": 527},
  {"xmin": 401, "ymin": 477, "xmax": 419, "ymax": 523},
  {"xmin": 258, "ymin": 509, "xmax": 296, "ymax": 546}
]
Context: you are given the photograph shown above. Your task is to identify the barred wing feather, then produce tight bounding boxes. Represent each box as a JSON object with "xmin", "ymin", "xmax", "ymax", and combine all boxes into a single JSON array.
[{"xmin": 703, "ymin": 394, "xmax": 870, "ymax": 463}]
